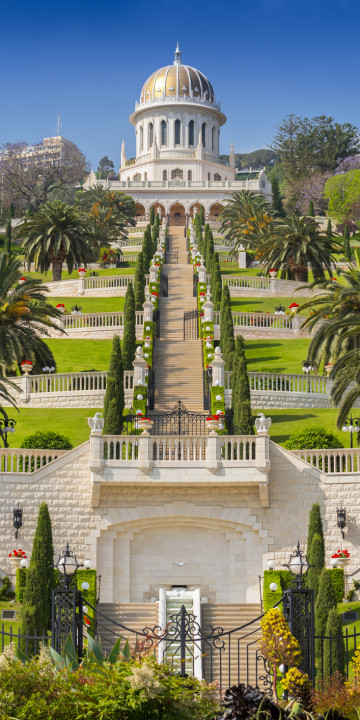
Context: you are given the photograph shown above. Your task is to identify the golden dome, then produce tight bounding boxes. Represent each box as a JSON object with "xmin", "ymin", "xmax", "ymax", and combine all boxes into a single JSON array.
[{"xmin": 140, "ymin": 44, "xmax": 215, "ymax": 105}]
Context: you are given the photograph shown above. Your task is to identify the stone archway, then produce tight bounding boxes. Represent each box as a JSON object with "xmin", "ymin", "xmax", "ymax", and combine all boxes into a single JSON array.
[
  {"xmin": 169, "ymin": 202, "xmax": 186, "ymax": 227},
  {"xmin": 135, "ymin": 202, "xmax": 145, "ymax": 218},
  {"xmin": 209, "ymin": 202, "xmax": 224, "ymax": 220},
  {"xmin": 150, "ymin": 202, "xmax": 166, "ymax": 219},
  {"xmin": 189, "ymin": 202, "xmax": 205, "ymax": 219}
]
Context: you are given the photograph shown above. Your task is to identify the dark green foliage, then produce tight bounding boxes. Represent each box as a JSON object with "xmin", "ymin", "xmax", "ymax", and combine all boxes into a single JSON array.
[
  {"xmin": 122, "ymin": 282, "xmax": 136, "ymax": 370},
  {"xmin": 271, "ymin": 177, "xmax": 285, "ymax": 217},
  {"xmin": 4, "ymin": 219, "xmax": 11, "ymax": 255},
  {"xmin": 199, "ymin": 205, "xmax": 205, "ymax": 226},
  {"xmin": 205, "ymin": 230, "xmax": 215, "ymax": 269},
  {"xmin": 323, "ymin": 609, "xmax": 345, "ymax": 678},
  {"xmin": 307, "ymin": 503, "xmax": 324, "ymax": 560},
  {"xmin": 149, "ymin": 206, "xmax": 155, "ymax": 225},
  {"xmin": 327, "ymin": 218, "xmax": 332, "ymax": 240},
  {"xmin": 20, "ymin": 502, "xmax": 55, "ymax": 652},
  {"xmin": 307, "ymin": 532, "xmax": 325, "ymax": 599},
  {"xmin": 20, "ymin": 431, "xmax": 72, "ymax": 450},
  {"xmin": 330, "ymin": 568, "xmax": 345, "ymax": 603},
  {"xmin": 284, "ymin": 426, "xmax": 343, "ymax": 450},
  {"xmin": 10, "ymin": 202, "xmax": 15, "ymax": 218},
  {"xmin": 315, "ymin": 568, "xmax": 337, "ymax": 658},
  {"xmin": 213, "ymin": 281, "xmax": 222, "ymax": 311},
  {"xmin": 220, "ymin": 284, "xmax": 231, "ymax": 351},
  {"xmin": 308, "ymin": 199, "xmax": 315, "ymax": 217},
  {"xmin": 343, "ymin": 223, "xmax": 351, "ymax": 261},
  {"xmin": 134, "ymin": 252, "xmax": 145, "ymax": 310},
  {"xmin": 103, "ymin": 335, "xmax": 124, "ymax": 435},
  {"xmin": 232, "ymin": 335, "xmax": 253, "ymax": 433},
  {"xmin": 142, "ymin": 225, "xmax": 152, "ymax": 273},
  {"xmin": 210, "ymin": 252, "xmax": 222, "ymax": 307},
  {"xmin": 16, "ymin": 567, "xmax": 27, "ymax": 603},
  {"xmin": 263, "ymin": 568, "xmax": 344, "ymax": 612},
  {"xmin": 222, "ymin": 305, "xmax": 235, "ymax": 370}
]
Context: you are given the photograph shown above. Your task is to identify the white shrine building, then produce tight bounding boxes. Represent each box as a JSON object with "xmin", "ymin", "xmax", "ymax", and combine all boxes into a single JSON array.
[{"xmin": 86, "ymin": 44, "xmax": 272, "ymax": 225}]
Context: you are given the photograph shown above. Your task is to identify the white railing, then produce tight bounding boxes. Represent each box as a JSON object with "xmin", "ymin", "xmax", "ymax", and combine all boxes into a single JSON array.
[
  {"xmin": 224, "ymin": 371, "xmax": 329, "ymax": 395},
  {"xmin": 222, "ymin": 276, "xmax": 271, "ymax": 290},
  {"xmin": 62, "ymin": 311, "xmax": 144, "ymax": 331},
  {"xmin": 290, "ymin": 448, "xmax": 360, "ymax": 474},
  {"xmin": 103, "ymin": 436, "xmax": 139, "ymax": 461},
  {"xmin": 118, "ymin": 254, "xmax": 138, "ymax": 262},
  {"xmin": 84, "ymin": 275, "xmax": 147, "ymax": 290},
  {"xmin": 152, "ymin": 437, "xmax": 207, "ymax": 461},
  {"xmin": 29, "ymin": 371, "xmax": 133, "ymax": 394},
  {"xmin": 214, "ymin": 311, "xmax": 293, "ymax": 330},
  {"xmin": 219, "ymin": 436, "xmax": 257, "ymax": 460},
  {"xmin": 0, "ymin": 448, "xmax": 68, "ymax": 473}
]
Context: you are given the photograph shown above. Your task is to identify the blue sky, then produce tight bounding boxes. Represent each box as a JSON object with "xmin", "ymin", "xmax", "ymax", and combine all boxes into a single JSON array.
[{"xmin": 1, "ymin": 0, "xmax": 358, "ymax": 169}]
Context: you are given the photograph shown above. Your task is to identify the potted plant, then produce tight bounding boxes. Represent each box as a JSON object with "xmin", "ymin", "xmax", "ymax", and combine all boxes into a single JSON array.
[
  {"xmin": 18, "ymin": 276, "xmax": 27, "ymax": 285},
  {"xmin": 8, "ymin": 548, "xmax": 27, "ymax": 569},
  {"xmin": 269, "ymin": 269, "xmax": 277, "ymax": 278},
  {"xmin": 137, "ymin": 416, "xmax": 153, "ymax": 435},
  {"xmin": 56, "ymin": 303, "xmax": 66, "ymax": 313},
  {"xmin": 78, "ymin": 267, "xmax": 87, "ymax": 276},
  {"xmin": 206, "ymin": 415, "xmax": 220, "ymax": 434},
  {"xmin": 21, "ymin": 360, "xmax": 33, "ymax": 376},
  {"xmin": 332, "ymin": 549, "xmax": 350, "ymax": 567}
]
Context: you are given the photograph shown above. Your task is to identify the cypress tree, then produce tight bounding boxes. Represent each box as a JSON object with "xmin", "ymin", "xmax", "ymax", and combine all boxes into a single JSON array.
[
  {"xmin": 9, "ymin": 202, "xmax": 15, "ymax": 218},
  {"xmin": 315, "ymin": 569, "xmax": 337, "ymax": 658},
  {"xmin": 232, "ymin": 335, "xmax": 253, "ymax": 433},
  {"xmin": 308, "ymin": 199, "xmax": 315, "ymax": 217},
  {"xmin": 5, "ymin": 219, "xmax": 11, "ymax": 255},
  {"xmin": 199, "ymin": 205, "xmax": 205, "ymax": 226},
  {"xmin": 326, "ymin": 218, "xmax": 332, "ymax": 241},
  {"xmin": 205, "ymin": 230, "xmax": 214, "ymax": 269},
  {"xmin": 307, "ymin": 503, "xmax": 324, "ymax": 559},
  {"xmin": 213, "ymin": 281, "xmax": 222, "ymax": 311},
  {"xmin": 271, "ymin": 177, "xmax": 285, "ymax": 217},
  {"xmin": 220, "ymin": 284, "xmax": 231, "ymax": 352},
  {"xmin": 323, "ymin": 609, "xmax": 345, "ymax": 678},
  {"xmin": 142, "ymin": 225, "xmax": 152, "ymax": 273},
  {"xmin": 134, "ymin": 252, "xmax": 145, "ymax": 310},
  {"xmin": 149, "ymin": 206, "xmax": 155, "ymax": 225},
  {"xmin": 211, "ymin": 252, "xmax": 222, "ymax": 302},
  {"xmin": 122, "ymin": 282, "xmax": 136, "ymax": 370},
  {"xmin": 20, "ymin": 502, "xmax": 54, "ymax": 653},
  {"xmin": 307, "ymin": 532, "xmax": 325, "ymax": 600},
  {"xmin": 343, "ymin": 224, "xmax": 351, "ymax": 261},
  {"xmin": 103, "ymin": 335, "xmax": 124, "ymax": 434},
  {"xmin": 223, "ymin": 304, "xmax": 235, "ymax": 371}
]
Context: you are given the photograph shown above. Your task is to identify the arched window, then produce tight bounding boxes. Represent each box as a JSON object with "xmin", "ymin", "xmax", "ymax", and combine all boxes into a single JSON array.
[
  {"xmin": 188, "ymin": 170, "xmax": 192, "ymax": 181},
  {"xmin": 202, "ymin": 123, "xmax": 206, "ymax": 148},
  {"xmin": 149, "ymin": 123, "xmax": 153, "ymax": 147},
  {"xmin": 175, "ymin": 119, "xmax": 181, "ymax": 145},
  {"xmin": 188, "ymin": 120, "xmax": 194, "ymax": 146},
  {"xmin": 134, "ymin": 173, "xmax": 141, "ymax": 181},
  {"xmin": 212, "ymin": 127, "xmax": 215, "ymax": 151},
  {"xmin": 161, "ymin": 120, "xmax": 167, "ymax": 146},
  {"xmin": 163, "ymin": 170, "xmax": 167, "ymax": 181},
  {"xmin": 214, "ymin": 173, "xmax": 221, "ymax": 181},
  {"xmin": 140, "ymin": 126, "xmax": 143, "ymax": 152},
  {"xmin": 171, "ymin": 168, "xmax": 183, "ymax": 179}
]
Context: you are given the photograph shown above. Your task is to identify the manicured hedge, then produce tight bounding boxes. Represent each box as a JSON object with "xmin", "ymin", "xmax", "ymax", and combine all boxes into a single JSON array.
[
  {"xmin": 263, "ymin": 567, "xmax": 344, "ymax": 612},
  {"xmin": 132, "ymin": 384, "xmax": 147, "ymax": 416},
  {"xmin": 15, "ymin": 567, "xmax": 27, "ymax": 603}
]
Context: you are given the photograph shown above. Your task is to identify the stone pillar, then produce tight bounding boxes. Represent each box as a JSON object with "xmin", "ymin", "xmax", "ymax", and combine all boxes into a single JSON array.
[
  {"xmin": 133, "ymin": 346, "xmax": 147, "ymax": 386},
  {"xmin": 78, "ymin": 276, "xmax": 85, "ymax": 296},
  {"xmin": 137, "ymin": 434, "xmax": 153, "ymax": 474},
  {"xmin": 143, "ymin": 300, "xmax": 154, "ymax": 322},
  {"xmin": 291, "ymin": 315, "xmax": 303, "ymax": 334},
  {"xmin": 212, "ymin": 347, "xmax": 225, "ymax": 386},
  {"xmin": 203, "ymin": 298, "xmax": 214, "ymax": 322},
  {"xmin": 89, "ymin": 432, "xmax": 104, "ymax": 471},
  {"xmin": 149, "ymin": 266, "xmax": 158, "ymax": 283},
  {"xmin": 206, "ymin": 435, "xmax": 221, "ymax": 474},
  {"xmin": 238, "ymin": 245, "xmax": 247, "ymax": 269},
  {"xmin": 198, "ymin": 264, "xmax": 207, "ymax": 283},
  {"xmin": 270, "ymin": 277, "xmax": 277, "ymax": 295},
  {"xmin": 21, "ymin": 374, "xmax": 32, "ymax": 403}
]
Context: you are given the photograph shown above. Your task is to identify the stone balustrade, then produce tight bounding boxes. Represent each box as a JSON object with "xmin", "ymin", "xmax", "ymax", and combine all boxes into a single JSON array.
[
  {"xmin": 223, "ymin": 276, "xmax": 271, "ymax": 291},
  {"xmin": 222, "ymin": 275, "xmax": 315, "ymax": 297},
  {"xmin": 213, "ymin": 311, "xmax": 306, "ymax": 338},
  {"xmin": 0, "ymin": 448, "xmax": 68, "ymax": 473},
  {"xmin": 290, "ymin": 448, "xmax": 360, "ymax": 474},
  {"xmin": 224, "ymin": 371, "xmax": 329, "ymax": 394},
  {"xmin": 45, "ymin": 274, "xmax": 148, "ymax": 298},
  {"xmin": 47, "ymin": 311, "xmax": 144, "ymax": 339}
]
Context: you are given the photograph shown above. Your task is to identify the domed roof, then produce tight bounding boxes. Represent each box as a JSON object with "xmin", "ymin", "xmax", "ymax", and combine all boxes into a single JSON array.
[{"xmin": 140, "ymin": 43, "xmax": 215, "ymax": 105}]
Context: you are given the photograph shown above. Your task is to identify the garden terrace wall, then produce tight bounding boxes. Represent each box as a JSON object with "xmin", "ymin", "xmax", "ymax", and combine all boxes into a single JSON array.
[
  {"xmin": 213, "ymin": 311, "xmax": 309, "ymax": 339},
  {"xmin": 222, "ymin": 276, "xmax": 316, "ymax": 297},
  {"xmin": 45, "ymin": 274, "xmax": 149, "ymax": 298},
  {"xmin": 46, "ymin": 311, "xmax": 144, "ymax": 340}
]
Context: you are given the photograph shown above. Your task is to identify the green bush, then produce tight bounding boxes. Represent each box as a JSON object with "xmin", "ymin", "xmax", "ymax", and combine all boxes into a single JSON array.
[
  {"xmin": 329, "ymin": 567, "xmax": 345, "ymax": 603},
  {"xmin": 15, "ymin": 567, "xmax": 26, "ymax": 603},
  {"xmin": 133, "ymin": 384, "xmax": 147, "ymax": 416},
  {"xmin": 20, "ymin": 431, "xmax": 73, "ymax": 450},
  {"xmin": 263, "ymin": 568, "xmax": 344, "ymax": 612},
  {"xmin": 284, "ymin": 426, "xmax": 343, "ymax": 450}
]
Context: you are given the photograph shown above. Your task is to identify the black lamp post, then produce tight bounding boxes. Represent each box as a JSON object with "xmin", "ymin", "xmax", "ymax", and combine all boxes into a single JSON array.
[
  {"xmin": 0, "ymin": 408, "xmax": 17, "ymax": 448},
  {"xmin": 282, "ymin": 542, "xmax": 315, "ymax": 684},
  {"xmin": 13, "ymin": 504, "xmax": 23, "ymax": 539},
  {"xmin": 342, "ymin": 415, "xmax": 360, "ymax": 448},
  {"xmin": 337, "ymin": 507, "xmax": 347, "ymax": 539},
  {"xmin": 283, "ymin": 540, "xmax": 311, "ymax": 587},
  {"xmin": 55, "ymin": 542, "xmax": 81, "ymax": 588}
]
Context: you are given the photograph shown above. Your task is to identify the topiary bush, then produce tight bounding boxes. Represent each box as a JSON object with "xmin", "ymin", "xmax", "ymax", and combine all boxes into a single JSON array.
[
  {"xmin": 20, "ymin": 431, "xmax": 73, "ymax": 450},
  {"xmin": 284, "ymin": 426, "xmax": 343, "ymax": 450}
]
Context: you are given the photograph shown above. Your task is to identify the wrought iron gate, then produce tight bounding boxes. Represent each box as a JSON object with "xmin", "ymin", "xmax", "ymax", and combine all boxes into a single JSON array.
[
  {"xmin": 183, "ymin": 309, "xmax": 199, "ymax": 340},
  {"xmin": 160, "ymin": 273, "xmax": 168, "ymax": 297},
  {"xmin": 150, "ymin": 401, "xmax": 206, "ymax": 435},
  {"xmin": 283, "ymin": 587, "xmax": 315, "ymax": 683},
  {"xmin": 52, "ymin": 588, "xmax": 83, "ymax": 657}
]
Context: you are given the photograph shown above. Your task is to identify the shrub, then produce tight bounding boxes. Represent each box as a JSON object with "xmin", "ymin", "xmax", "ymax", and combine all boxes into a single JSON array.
[
  {"xmin": 15, "ymin": 567, "xmax": 27, "ymax": 603},
  {"xmin": 284, "ymin": 426, "xmax": 343, "ymax": 450},
  {"xmin": 103, "ymin": 335, "xmax": 124, "ymax": 435},
  {"xmin": 20, "ymin": 431, "xmax": 72, "ymax": 450}
]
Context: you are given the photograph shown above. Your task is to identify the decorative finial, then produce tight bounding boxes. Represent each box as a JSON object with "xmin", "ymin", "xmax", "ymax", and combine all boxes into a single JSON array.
[{"xmin": 174, "ymin": 41, "xmax": 181, "ymax": 65}]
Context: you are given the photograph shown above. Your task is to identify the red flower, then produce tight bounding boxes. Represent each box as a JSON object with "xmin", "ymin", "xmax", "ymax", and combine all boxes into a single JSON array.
[
  {"xmin": 21, "ymin": 360, "xmax": 33, "ymax": 366},
  {"xmin": 84, "ymin": 617, "xmax": 91, "ymax": 626},
  {"xmin": 19, "ymin": 277, "xmax": 26, "ymax": 281},
  {"xmin": 289, "ymin": 303, "xmax": 299, "ymax": 308},
  {"xmin": 331, "ymin": 277, "xmax": 337, "ymax": 281},
  {"xmin": 78, "ymin": 268, "xmax": 86, "ymax": 272}
]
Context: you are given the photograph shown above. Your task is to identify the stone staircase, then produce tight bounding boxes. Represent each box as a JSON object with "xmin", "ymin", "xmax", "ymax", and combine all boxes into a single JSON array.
[
  {"xmin": 154, "ymin": 228, "xmax": 204, "ymax": 411},
  {"xmin": 96, "ymin": 601, "xmax": 262, "ymax": 687}
]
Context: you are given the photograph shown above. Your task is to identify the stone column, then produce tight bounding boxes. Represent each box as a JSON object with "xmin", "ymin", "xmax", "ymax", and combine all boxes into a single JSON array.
[
  {"xmin": 206, "ymin": 434, "xmax": 221, "ymax": 474},
  {"xmin": 137, "ymin": 434, "xmax": 153, "ymax": 474},
  {"xmin": 212, "ymin": 347, "xmax": 225, "ymax": 386},
  {"xmin": 291, "ymin": 315, "xmax": 303, "ymax": 334},
  {"xmin": 89, "ymin": 432, "xmax": 104, "ymax": 471},
  {"xmin": 270, "ymin": 277, "xmax": 277, "ymax": 295},
  {"xmin": 78, "ymin": 276, "xmax": 85, "ymax": 296},
  {"xmin": 198, "ymin": 264, "xmax": 207, "ymax": 283},
  {"xmin": 238, "ymin": 244, "xmax": 247, "ymax": 269},
  {"xmin": 143, "ymin": 300, "xmax": 154, "ymax": 322},
  {"xmin": 149, "ymin": 266, "xmax": 158, "ymax": 283},
  {"xmin": 21, "ymin": 374, "xmax": 32, "ymax": 403},
  {"xmin": 203, "ymin": 298, "xmax": 214, "ymax": 323},
  {"xmin": 133, "ymin": 346, "xmax": 147, "ymax": 386}
]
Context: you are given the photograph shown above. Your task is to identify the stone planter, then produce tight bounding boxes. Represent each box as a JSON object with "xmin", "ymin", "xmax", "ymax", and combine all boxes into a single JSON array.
[
  {"xmin": 334, "ymin": 557, "xmax": 349, "ymax": 568},
  {"xmin": 206, "ymin": 419, "xmax": 219, "ymax": 435},
  {"xmin": 9, "ymin": 557, "xmax": 22, "ymax": 570},
  {"xmin": 270, "ymin": 271, "xmax": 277, "ymax": 278},
  {"xmin": 21, "ymin": 363, "xmax": 33, "ymax": 376},
  {"xmin": 78, "ymin": 269, "xmax": 86, "ymax": 276},
  {"xmin": 138, "ymin": 419, "xmax": 153, "ymax": 436}
]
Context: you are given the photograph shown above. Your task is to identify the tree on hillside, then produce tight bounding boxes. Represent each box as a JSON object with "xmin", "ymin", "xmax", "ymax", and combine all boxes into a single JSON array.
[
  {"xmin": 18, "ymin": 200, "xmax": 92, "ymax": 281},
  {"xmin": 307, "ymin": 503, "xmax": 325, "ymax": 556},
  {"xmin": 222, "ymin": 304, "xmax": 235, "ymax": 371},
  {"xmin": 231, "ymin": 335, "xmax": 253, "ymax": 433},
  {"xmin": 103, "ymin": 335, "xmax": 124, "ymax": 434},
  {"xmin": 20, "ymin": 502, "xmax": 55, "ymax": 654},
  {"xmin": 76, "ymin": 185, "xmax": 136, "ymax": 245},
  {"xmin": 149, "ymin": 206, "xmax": 155, "ymax": 225},
  {"xmin": 134, "ymin": 252, "xmax": 145, "ymax": 310},
  {"xmin": 315, "ymin": 569, "xmax": 337, "ymax": 659},
  {"xmin": 343, "ymin": 223, "xmax": 351, "ymax": 261},
  {"xmin": 308, "ymin": 200, "xmax": 315, "ymax": 217},
  {"xmin": 220, "ymin": 284, "xmax": 231, "ymax": 351},
  {"xmin": 271, "ymin": 177, "xmax": 285, "ymax": 217},
  {"xmin": 97, "ymin": 156, "xmax": 115, "ymax": 178},
  {"xmin": 323, "ymin": 609, "xmax": 345, "ymax": 678},
  {"xmin": 307, "ymin": 532, "xmax": 325, "ymax": 600},
  {"xmin": 220, "ymin": 190, "xmax": 273, "ymax": 254},
  {"xmin": 324, "ymin": 169, "xmax": 360, "ymax": 221},
  {"xmin": 122, "ymin": 282, "xmax": 136, "ymax": 370},
  {"xmin": 4, "ymin": 219, "xmax": 11, "ymax": 255},
  {"xmin": 0, "ymin": 140, "xmax": 88, "ymax": 212}
]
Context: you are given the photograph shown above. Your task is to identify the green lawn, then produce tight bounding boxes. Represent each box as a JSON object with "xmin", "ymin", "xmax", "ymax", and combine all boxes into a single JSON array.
[
  {"xmin": 0, "ymin": 601, "xmax": 22, "ymax": 644},
  {"xmin": 24, "ymin": 263, "xmax": 137, "ymax": 281},
  {"xmin": 231, "ymin": 297, "xmax": 309, "ymax": 315},
  {"xmin": 45, "ymin": 339, "xmax": 114, "ymax": 372},
  {"xmin": 47, "ymin": 297, "xmax": 125, "ymax": 313},
  {"xmin": 7, "ymin": 407, "xmax": 102, "ymax": 448},
  {"xmin": 245, "ymin": 339, "xmax": 311, "ymax": 373},
  {"xmin": 256, "ymin": 408, "xmax": 350, "ymax": 446}
]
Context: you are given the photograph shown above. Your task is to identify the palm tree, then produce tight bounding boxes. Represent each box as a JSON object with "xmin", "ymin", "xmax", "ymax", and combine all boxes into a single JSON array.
[
  {"xmin": 77, "ymin": 185, "xmax": 136, "ymax": 245},
  {"xmin": 220, "ymin": 190, "xmax": 273, "ymax": 254},
  {"xmin": 259, "ymin": 216, "xmax": 340, "ymax": 282},
  {"xmin": 18, "ymin": 201, "xmax": 92, "ymax": 281},
  {"xmin": 0, "ymin": 252, "xmax": 61, "ymax": 374}
]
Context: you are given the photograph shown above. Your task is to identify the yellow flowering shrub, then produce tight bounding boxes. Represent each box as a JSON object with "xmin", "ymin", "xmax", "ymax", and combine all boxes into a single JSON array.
[
  {"xmin": 259, "ymin": 607, "xmax": 301, "ymax": 702},
  {"xmin": 282, "ymin": 667, "xmax": 311, "ymax": 694}
]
